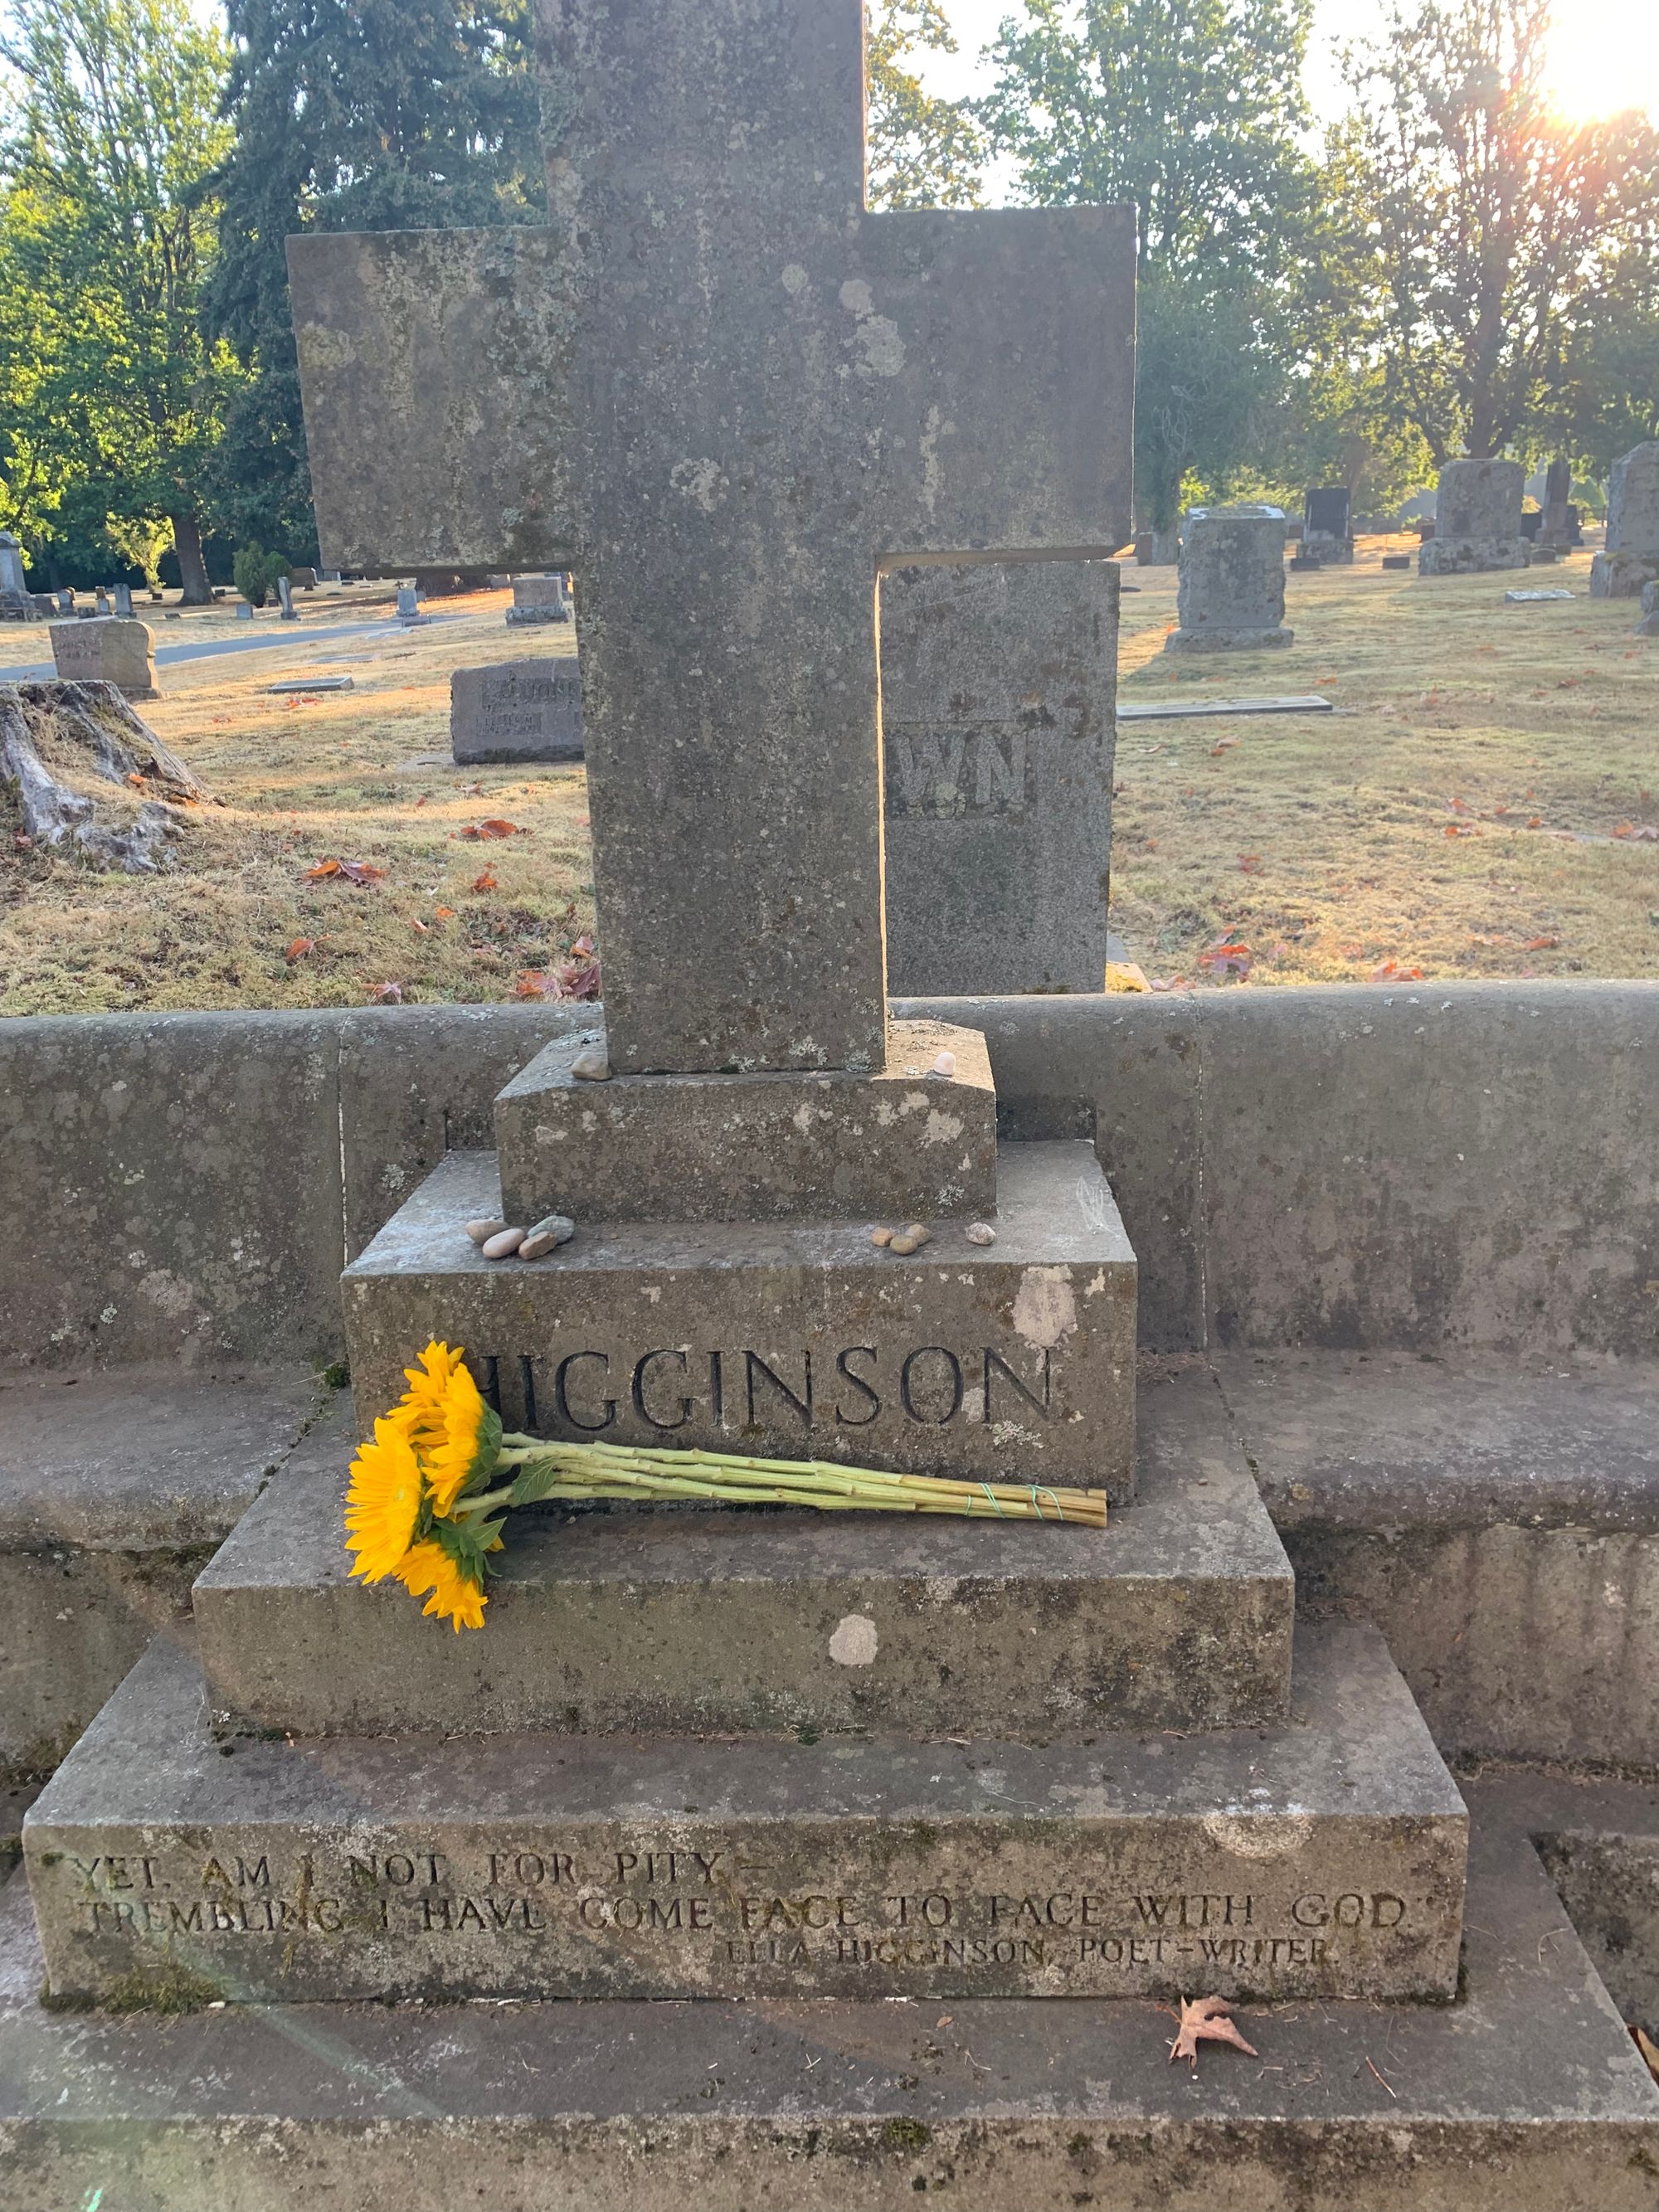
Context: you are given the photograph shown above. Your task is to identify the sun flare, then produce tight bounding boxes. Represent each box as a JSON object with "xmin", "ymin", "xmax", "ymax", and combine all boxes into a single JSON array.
[{"xmin": 1544, "ymin": 0, "xmax": 1659, "ymax": 119}]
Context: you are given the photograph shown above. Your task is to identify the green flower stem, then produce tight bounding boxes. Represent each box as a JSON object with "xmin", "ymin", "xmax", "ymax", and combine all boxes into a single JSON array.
[{"xmin": 479, "ymin": 1439, "xmax": 1107, "ymax": 1525}]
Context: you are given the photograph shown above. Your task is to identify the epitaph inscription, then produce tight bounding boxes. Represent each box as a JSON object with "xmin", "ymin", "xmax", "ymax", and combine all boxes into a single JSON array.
[
  {"xmin": 40, "ymin": 1826, "xmax": 1457, "ymax": 2004},
  {"xmin": 452, "ymin": 657, "xmax": 583, "ymax": 764}
]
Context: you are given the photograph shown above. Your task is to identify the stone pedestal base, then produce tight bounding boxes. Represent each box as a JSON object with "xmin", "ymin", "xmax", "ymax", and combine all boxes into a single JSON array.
[
  {"xmin": 504, "ymin": 606, "xmax": 571, "ymax": 625},
  {"xmin": 24, "ymin": 1620, "xmax": 1466, "ymax": 2005},
  {"xmin": 1589, "ymin": 550, "xmax": 1659, "ymax": 600},
  {"xmin": 194, "ymin": 1363, "xmax": 1288, "ymax": 1742},
  {"xmin": 343, "ymin": 1139, "xmax": 1138, "ymax": 1499},
  {"xmin": 1418, "ymin": 537, "xmax": 1529, "ymax": 575},
  {"xmin": 495, "ymin": 1018, "xmax": 997, "ymax": 1225},
  {"xmin": 1164, "ymin": 625, "xmax": 1293, "ymax": 653}
]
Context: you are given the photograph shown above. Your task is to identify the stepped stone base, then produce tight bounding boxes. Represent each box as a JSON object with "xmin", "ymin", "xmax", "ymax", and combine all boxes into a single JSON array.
[
  {"xmin": 1590, "ymin": 549, "xmax": 1659, "ymax": 599},
  {"xmin": 2, "ymin": 1808, "xmax": 1652, "ymax": 2211},
  {"xmin": 343, "ymin": 1139, "xmax": 1138, "ymax": 1499},
  {"xmin": 193, "ymin": 1363, "xmax": 1292, "ymax": 1740},
  {"xmin": 495, "ymin": 1018, "xmax": 998, "ymax": 1225},
  {"xmin": 25, "ymin": 1621, "xmax": 1464, "ymax": 2006},
  {"xmin": 1163, "ymin": 624, "xmax": 1292, "ymax": 652}
]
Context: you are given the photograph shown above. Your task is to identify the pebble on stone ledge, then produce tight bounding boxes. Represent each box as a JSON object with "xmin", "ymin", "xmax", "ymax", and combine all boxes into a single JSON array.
[{"xmin": 571, "ymin": 1044, "xmax": 611, "ymax": 1082}]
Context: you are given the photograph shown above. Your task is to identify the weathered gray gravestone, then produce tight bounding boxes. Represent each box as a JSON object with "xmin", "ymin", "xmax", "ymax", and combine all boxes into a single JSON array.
[
  {"xmin": 1419, "ymin": 459, "xmax": 1528, "ymax": 573},
  {"xmin": 507, "ymin": 573, "xmax": 572, "ymax": 625},
  {"xmin": 20, "ymin": 0, "xmax": 1472, "ymax": 2040},
  {"xmin": 48, "ymin": 616, "xmax": 157, "ymax": 701},
  {"xmin": 1590, "ymin": 442, "xmax": 1659, "ymax": 599},
  {"xmin": 0, "ymin": 531, "xmax": 39, "ymax": 620},
  {"xmin": 289, "ymin": 1, "xmax": 1133, "ymax": 1076},
  {"xmin": 112, "ymin": 582, "xmax": 134, "ymax": 618},
  {"xmin": 1166, "ymin": 506, "xmax": 1292, "ymax": 651},
  {"xmin": 275, "ymin": 576, "xmax": 298, "ymax": 620},
  {"xmin": 451, "ymin": 655, "xmax": 583, "ymax": 763},
  {"xmin": 880, "ymin": 559, "xmax": 1117, "ymax": 994}
]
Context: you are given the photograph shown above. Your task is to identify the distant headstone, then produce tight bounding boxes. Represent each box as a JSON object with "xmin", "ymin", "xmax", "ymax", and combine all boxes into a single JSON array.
[
  {"xmin": 288, "ymin": 566, "xmax": 318, "ymax": 590},
  {"xmin": 1382, "ymin": 553, "xmax": 1412, "ymax": 570},
  {"xmin": 48, "ymin": 616, "xmax": 158, "ymax": 700},
  {"xmin": 396, "ymin": 585, "xmax": 420, "ymax": 620},
  {"xmin": 1520, "ymin": 509, "xmax": 1543, "ymax": 540},
  {"xmin": 319, "ymin": 569, "xmax": 343, "ymax": 584},
  {"xmin": 451, "ymin": 657, "xmax": 583, "ymax": 764},
  {"xmin": 1166, "ymin": 506, "xmax": 1292, "ymax": 652},
  {"xmin": 1419, "ymin": 459, "xmax": 1527, "ymax": 573},
  {"xmin": 112, "ymin": 583, "xmax": 134, "ymax": 618},
  {"xmin": 236, "ymin": 600, "xmax": 255, "ymax": 620},
  {"xmin": 276, "ymin": 576, "xmax": 299, "ymax": 620},
  {"xmin": 1635, "ymin": 580, "xmax": 1659, "ymax": 637},
  {"xmin": 506, "ymin": 573, "xmax": 571, "ymax": 625},
  {"xmin": 0, "ymin": 531, "xmax": 40, "ymax": 622},
  {"xmin": 95, "ymin": 588, "xmax": 111, "ymax": 615},
  {"xmin": 1302, "ymin": 487, "xmax": 1353, "ymax": 564},
  {"xmin": 55, "ymin": 589, "xmax": 74, "ymax": 616},
  {"xmin": 880, "ymin": 559, "xmax": 1117, "ymax": 996},
  {"xmin": 1590, "ymin": 442, "xmax": 1659, "ymax": 599}
]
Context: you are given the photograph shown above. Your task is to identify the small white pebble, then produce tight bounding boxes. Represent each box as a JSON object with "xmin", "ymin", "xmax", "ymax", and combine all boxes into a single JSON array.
[
  {"xmin": 870, "ymin": 1225, "xmax": 893, "ymax": 1247},
  {"xmin": 966, "ymin": 1221, "xmax": 996, "ymax": 1247},
  {"xmin": 465, "ymin": 1218, "xmax": 508, "ymax": 1246},
  {"xmin": 929, "ymin": 1050, "xmax": 956, "ymax": 1078},
  {"xmin": 482, "ymin": 1226, "xmax": 527, "ymax": 1260},
  {"xmin": 571, "ymin": 1044, "xmax": 611, "ymax": 1081}
]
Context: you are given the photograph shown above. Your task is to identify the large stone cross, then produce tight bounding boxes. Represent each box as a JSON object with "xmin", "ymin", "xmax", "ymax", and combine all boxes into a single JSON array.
[{"xmin": 289, "ymin": 0, "xmax": 1134, "ymax": 1077}]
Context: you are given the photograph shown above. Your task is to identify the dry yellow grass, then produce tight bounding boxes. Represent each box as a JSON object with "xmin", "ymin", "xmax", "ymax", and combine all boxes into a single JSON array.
[
  {"xmin": 1112, "ymin": 537, "xmax": 1659, "ymax": 987},
  {"xmin": 1, "ymin": 546, "xmax": 1655, "ymax": 1016},
  {"xmin": 0, "ymin": 586, "xmax": 592, "ymax": 1015}
]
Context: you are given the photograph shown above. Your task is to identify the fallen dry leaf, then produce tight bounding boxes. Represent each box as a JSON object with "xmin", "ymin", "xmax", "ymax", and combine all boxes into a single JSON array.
[
  {"xmin": 470, "ymin": 870, "xmax": 499, "ymax": 892},
  {"xmin": 411, "ymin": 918, "xmax": 428, "ymax": 934},
  {"xmin": 366, "ymin": 980, "xmax": 405, "ymax": 1004},
  {"xmin": 1523, "ymin": 935, "xmax": 1560, "ymax": 950},
  {"xmin": 1196, "ymin": 938, "xmax": 1252, "ymax": 980},
  {"xmin": 304, "ymin": 857, "xmax": 387, "ymax": 887},
  {"xmin": 1238, "ymin": 853, "xmax": 1262, "ymax": 873},
  {"xmin": 284, "ymin": 936, "xmax": 316, "ymax": 963},
  {"xmin": 460, "ymin": 818, "xmax": 524, "ymax": 841},
  {"xmin": 434, "ymin": 905, "xmax": 455, "ymax": 919},
  {"xmin": 1167, "ymin": 1995, "xmax": 1258, "ymax": 2073},
  {"xmin": 1444, "ymin": 823, "xmax": 1478, "ymax": 839},
  {"xmin": 1209, "ymin": 737, "xmax": 1239, "ymax": 756},
  {"xmin": 1371, "ymin": 958, "xmax": 1425, "ymax": 982},
  {"xmin": 1635, "ymin": 2024, "xmax": 1659, "ymax": 2083}
]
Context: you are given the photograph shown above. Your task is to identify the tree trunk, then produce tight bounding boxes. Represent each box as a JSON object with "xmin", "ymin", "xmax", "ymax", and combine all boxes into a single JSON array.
[{"xmin": 171, "ymin": 513, "xmax": 211, "ymax": 605}]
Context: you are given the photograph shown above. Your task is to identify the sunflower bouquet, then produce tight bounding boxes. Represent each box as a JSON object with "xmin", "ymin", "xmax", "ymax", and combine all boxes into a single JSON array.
[{"xmin": 347, "ymin": 1340, "xmax": 1108, "ymax": 1631}]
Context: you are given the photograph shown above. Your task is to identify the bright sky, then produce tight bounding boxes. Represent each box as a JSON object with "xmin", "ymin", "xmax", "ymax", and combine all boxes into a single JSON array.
[{"xmin": 917, "ymin": 0, "xmax": 1659, "ymax": 177}]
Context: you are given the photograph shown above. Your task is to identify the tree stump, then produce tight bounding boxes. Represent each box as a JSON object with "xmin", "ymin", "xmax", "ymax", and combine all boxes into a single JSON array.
[{"xmin": 0, "ymin": 679, "xmax": 212, "ymax": 872}]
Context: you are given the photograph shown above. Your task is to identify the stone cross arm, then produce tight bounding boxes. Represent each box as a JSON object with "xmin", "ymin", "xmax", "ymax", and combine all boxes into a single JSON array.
[{"xmin": 289, "ymin": 209, "xmax": 1133, "ymax": 576}]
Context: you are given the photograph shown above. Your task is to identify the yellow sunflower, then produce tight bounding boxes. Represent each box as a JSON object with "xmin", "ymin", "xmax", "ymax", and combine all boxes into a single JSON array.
[
  {"xmin": 344, "ymin": 1419, "xmax": 424, "ymax": 1582},
  {"xmin": 396, "ymin": 1539, "xmax": 488, "ymax": 1631},
  {"xmin": 424, "ymin": 1359, "xmax": 496, "ymax": 1517},
  {"xmin": 388, "ymin": 1339, "xmax": 469, "ymax": 1455}
]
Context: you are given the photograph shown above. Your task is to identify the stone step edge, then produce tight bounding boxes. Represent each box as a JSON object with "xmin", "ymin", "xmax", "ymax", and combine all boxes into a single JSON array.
[
  {"xmin": 23, "ymin": 1621, "xmax": 1467, "ymax": 2008},
  {"xmin": 190, "ymin": 1361, "xmax": 1294, "ymax": 1742},
  {"xmin": 0, "ymin": 1817, "xmax": 1652, "ymax": 2212}
]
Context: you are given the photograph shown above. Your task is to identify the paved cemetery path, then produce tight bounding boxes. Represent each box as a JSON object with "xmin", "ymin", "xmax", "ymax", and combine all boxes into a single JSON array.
[{"xmin": 0, "ymin": 612, "xmax": 461, "ymax": 685}]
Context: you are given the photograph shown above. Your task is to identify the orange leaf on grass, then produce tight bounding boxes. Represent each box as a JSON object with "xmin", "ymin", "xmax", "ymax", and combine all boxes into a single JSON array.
[
  {"xmin": 470, "ymin": 870, "xmax": 498, "ymax": 892},
  {"xmin": 1238, "ymin": 853, "xmax": 1262, "ymax": 873},
  {"xmin": 366, "ymin": 981, "xmax": 405, "ymax": 1004},
  {"xmin": 284, "ymin": 937, "xmax": 315, "ymax": 963},
  {"xmin": 1371, "ymin": 959, "xmax": 1425, "ymax": 982},
  {"xmin": 1197, "ymin": 938, "xmax": 1252, "ymax": 980},
  {"xmin": 434, "ymin": 905, "xmax": 456, "ymax": 919},
  {"xmin": 460, "ymin": 818, "xmax": 524, "ymax": 841},
  {"xmin": 1524, "ymin": 935, "xmax": 1561, "ymax": 950}
]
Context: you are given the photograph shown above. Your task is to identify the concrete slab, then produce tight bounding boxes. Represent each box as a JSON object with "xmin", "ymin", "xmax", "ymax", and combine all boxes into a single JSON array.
[
  {"xmin": 342, "ymin": 1141, "xmax": 1139, "ymax": 1500},
  {"xmin": 1, "ymin": 1806, "xmax": 1650, "ymax": 2210},
  {"xmin": 1215, "ymin": 1349, "xmax": 1659, "ymax": 1766},
  {"xmin": 0, "ymin": 1368, "xmax": 328, "ymax": 1778},
  {"xmin": 193, "ymin": 1362, "xmax": 1292, "ymax": 1741},
  {"xmin": 1117, "ymin": 694, "xmax": 1332, "ymax": 722},
  {"xmin": 494, "ymin": 1018, "xmax": 999, "ymax": 1225},
  {"xmin": 24, "ymin": 1620, "xmax": 1464, "ymax": 2005}
]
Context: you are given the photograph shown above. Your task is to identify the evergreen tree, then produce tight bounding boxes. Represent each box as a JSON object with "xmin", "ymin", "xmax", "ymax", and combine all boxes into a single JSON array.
[{"xmin": 204, "ymin": 0, "xmax": 544, "ymax": 556}]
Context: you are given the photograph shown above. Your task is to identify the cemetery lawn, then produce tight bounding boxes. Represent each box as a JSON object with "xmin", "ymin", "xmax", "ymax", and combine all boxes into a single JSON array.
[
  {"xmin": 1, "ymin": 547, "xmax": 1657, "ymax": 1014},
  {"xmin": 1112, "ymin": 538, "xmax": 1659, "ymax": 986},
  {"xmin": 0, "ymin": 586, "xmax": 595, "ymax": 1015}
]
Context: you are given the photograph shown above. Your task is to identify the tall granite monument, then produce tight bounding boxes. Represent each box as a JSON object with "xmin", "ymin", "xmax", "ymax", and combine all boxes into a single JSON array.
[
  {"xmin": 1590, "ymin": 441, "xmax": 1659, "ymax": 599},
  {"xmin": 23, "ymin": 0, "xmax": 1469, "ymax": 2035},
  {"xmin": 1419, "ymin": 459, "xmax": 1529, "ymax": 573}
]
